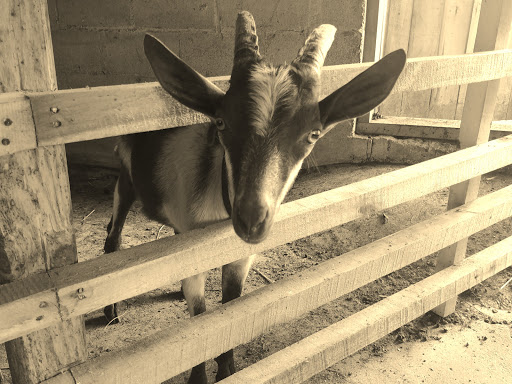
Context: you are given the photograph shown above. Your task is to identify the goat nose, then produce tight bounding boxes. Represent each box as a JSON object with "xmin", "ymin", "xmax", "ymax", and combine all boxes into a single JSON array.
[{"xmin": 236, "ymin": 199, "xmax": 269, "ymax": 238}]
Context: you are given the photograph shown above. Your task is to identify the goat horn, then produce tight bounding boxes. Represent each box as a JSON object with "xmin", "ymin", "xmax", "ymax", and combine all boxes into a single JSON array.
[
  {"xmin": 292, "ymin": 25, "xmax": 336, "ymax": 74},
  {"xmin": 233, "ymin": 11, "xmax": 261, "ymax": 67}
]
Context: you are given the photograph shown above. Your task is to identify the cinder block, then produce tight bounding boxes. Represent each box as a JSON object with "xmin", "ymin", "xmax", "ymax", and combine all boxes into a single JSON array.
[
  {"xmin": 260, "ymin": 30, "xmax": 307, "ymax": 65},
  {"xmin": 55, "ymin": 72, "xmax": 155, "ymax": 89},
  {"xmin": 52, "ymin": 29, "xmax": 104, "ymax": 75},
  {"xmin": 325, "ymin": 30, "xmax": 362, "ymax": 66},
  {"xmin": 55, "ymin": 0, "xmax": 131, "ymax": 28},
  {"xmin": 370, "ymin": 136, "xmax": 456, "ymax": 164},
  {"xmin": 47, "ymin": 0, "xmax": 58, "ymax": 29},
  {"xmin": 309, "ymin": 123, "xmax": 370, "ymax": 166},
  {"xmin": 317, "ymin": 0, "xmax": 365, "ymax": 32},
  {"xmin": 217, "ymin": 0, "xmax": 309, "ymax": 31},
  {"xmin": 179, "ymin": 31, "xmax": 234, "ymax": 76},
  {"xmin": 99, "ymin": 31, "xmax": 178, "ymax": 78},
  {"xmin": 132, "ymin": 0, "xmax": 215, "ymax": 30},
  {"xmin": 52, "ymin": 29, "xmax": 178, "ymax": 84}
]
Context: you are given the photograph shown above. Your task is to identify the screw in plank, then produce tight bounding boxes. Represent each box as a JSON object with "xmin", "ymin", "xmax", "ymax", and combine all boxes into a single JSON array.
[
  {"xmin": 50, "ymin": 106, "xmax": 59, "ymax": 114},
  {"xmin": 77, "ymin": 287, "xmax": 86, "ymax": 300},
  {"xmin": 39, "ymin": 301, "xmax": 48, "ymax": 308},
  {"xmin": 53, "ymin": 120, "xmax": 62, "ymax": 128},
  {"xmin": 1, "ymin": 138, "xmax": 9, "ymax": 146},
  {"xmin": 3, "ymin": 118, "xmax": 12, "ymax": 126}
]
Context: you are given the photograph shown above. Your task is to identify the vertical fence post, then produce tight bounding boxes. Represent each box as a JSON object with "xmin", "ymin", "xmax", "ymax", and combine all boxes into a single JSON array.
[
  {"xmin": 0, "ymin": 1, "xmax": 87, "ymax": 383},
  {"xmin": 433, "ymin": 0, "xmax": 512, "ymax": 317}
]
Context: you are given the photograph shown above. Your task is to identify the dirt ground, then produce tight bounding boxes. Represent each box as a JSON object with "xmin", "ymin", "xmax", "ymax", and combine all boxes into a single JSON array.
[{"xmin": 2, "ymin": 162, "xmax": 512, "ymax": 383}]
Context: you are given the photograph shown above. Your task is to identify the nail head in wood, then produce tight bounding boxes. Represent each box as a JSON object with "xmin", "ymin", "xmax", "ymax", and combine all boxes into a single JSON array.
[
  {"xmin": 1, "ymin": 138, "xmax": 10, "ymax": 146},
  {"xmin": 50, "ymin": 107, "xmax": 59, "ymax": 114},
  {"xmin": 52, "ymin": 120, "xmax": 62, "ymax": 128},
  {"xmin": 3, "ymin": 118, "xmax": 12, "ymax": 126}
]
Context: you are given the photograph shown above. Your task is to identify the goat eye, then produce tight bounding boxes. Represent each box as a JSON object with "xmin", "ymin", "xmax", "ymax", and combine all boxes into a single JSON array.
[
  {"xmin": 215, "ymin": 118, "xmax": 225, "ymax": 130},
  {"xmin": 307, "ymin": 130, "xmax": 321, "ymax": 144}
]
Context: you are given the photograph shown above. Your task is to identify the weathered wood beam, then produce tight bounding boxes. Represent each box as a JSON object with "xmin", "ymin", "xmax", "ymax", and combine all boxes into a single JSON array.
[
  {"xmin": 1, "ymin": 50, "xmax": 512, "ymax": 157},
  {"xmin": 2, "ymin": 135, "xmax": 512, "ymax": 345},
  {"xmin": 0, "ymin": 1, "xmax": 86, "ymax": 383},
  {"xmin": 44, "ymin": 186, "xmax": 512, "ymax": 384}
]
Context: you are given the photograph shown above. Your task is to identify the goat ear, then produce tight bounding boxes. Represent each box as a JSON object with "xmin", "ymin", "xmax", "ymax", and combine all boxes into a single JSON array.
[
  {"xmin": 318, "ymin": 49, "xmax": 406, "ymax": 128},
  {"xmin": 144, "ymin": 34, "xmax": 225, "ymax": 118}
]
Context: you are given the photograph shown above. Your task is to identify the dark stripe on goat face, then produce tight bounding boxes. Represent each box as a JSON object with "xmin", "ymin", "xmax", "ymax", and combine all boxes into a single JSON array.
[{"xmin": 218, "ymin": 63, "xmax": 323, "ymax": 243}]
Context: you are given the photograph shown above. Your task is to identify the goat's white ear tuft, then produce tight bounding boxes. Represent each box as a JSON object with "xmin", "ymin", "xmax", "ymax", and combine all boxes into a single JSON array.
[
  {"xmin": 319, "ymin": 49, "xmax": 406, "ymax": 128},
  {"xmin": 144, "ymin": 34, "xmax": 225, "ymax": 118}
]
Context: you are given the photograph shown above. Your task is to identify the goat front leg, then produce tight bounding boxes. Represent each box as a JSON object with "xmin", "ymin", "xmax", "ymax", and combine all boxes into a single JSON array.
[
  {"xmin": 215, "ymin": 255, "xmax": 255, "ymax": 382},
  {"xmin": 104, "ymin": 167, "xmax": 135, "ymax": 323},
  {"xmin": 183, "ymin": 272, "xmax": 208, "ymax": 384}
]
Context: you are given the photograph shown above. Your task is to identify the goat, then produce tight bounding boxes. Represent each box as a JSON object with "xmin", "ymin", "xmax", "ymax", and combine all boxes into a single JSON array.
[{"xmin": 104, "ymin": 11, "xmax": 405, "ymax": 384}]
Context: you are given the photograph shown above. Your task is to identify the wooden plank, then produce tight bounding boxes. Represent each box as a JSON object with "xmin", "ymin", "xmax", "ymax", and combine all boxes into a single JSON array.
[
  {"xmin": 400, "ymin": 0, "xmax": 445, "ymax": 118},
  {"xmin": 0, "ymin": 93, "xmax": 37, "ymax": 155},
  {"xmin": 356, "ymin": 117, "xmax": 512, "ymax": 141},
  {"xmin": 455, "ymin": 0, "xmax": 482, "ymax": 119},
  {"xmin": 33, "ymin": 79, "xmax": 229, "ymax": 146},
  {"xmin": 362, "ymin": 0, "xmax": 383, "ymax": 63},
  {"xmin": 0, "ymin": 50, "xmax": 511, "ymax": 157},
  {"xmin": 220, "ymin": 235, "xmax": 512, "ymax": 384},
  {"xmin": 434, "ymin": 0, "xmax": 512, "ymax": 317},
  {"xmin": 378, "ymin": 0, "xmax": 414, "ymax": 116},
  {"xmin": 0, "ymin": 273, "xmax": 60, "ymax": 346},
  {"xmin": 3, "ymin": 134, "xmax": 512, "ymax": 344},
  {"xmin": 43, "ymin": 186, "xmax": 512, "ymax": 384},
  {"xmin": 428, "ymin": 0, "xmax": 475, "ymax": 119},
  {"xmin": 0, "ymin": 1, "xmax": 86, "ymax": 383},
  {"xmin": 494, "ymin": 9, "xmax": 512, "ymax": 120}
]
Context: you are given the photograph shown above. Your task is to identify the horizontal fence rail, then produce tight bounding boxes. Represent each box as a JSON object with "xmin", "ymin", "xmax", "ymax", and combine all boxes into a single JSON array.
[
  {"xmin": 42, "ymin": 185, "xmax": 512, "ymax": 384},
  {"xmin": 221, "ymin": 235, "xmax": 512, "ymax": 384},
  {"xmin": 2, "ymin": 134, "xmax": 512, "ymax": 345},
  {"xmin": 0, "ymin": 50, "xmax": 511, "ymax": 157},
  {"xmin": 357, "ymin": 117, "xmax": 512, "ymax": 141}
]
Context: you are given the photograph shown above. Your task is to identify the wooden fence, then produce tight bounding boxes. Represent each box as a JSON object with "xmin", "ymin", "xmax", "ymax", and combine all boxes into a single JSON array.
[
  {"xmin": 358, "ymin": 0, "xmax": 512, "ymax": 141},
  {"xmin": 1, "ymin": 0, "xmax": 512, "ymax": 383}
]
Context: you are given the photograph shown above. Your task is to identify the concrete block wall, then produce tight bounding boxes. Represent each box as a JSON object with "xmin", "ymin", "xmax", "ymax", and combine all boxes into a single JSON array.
[{"xmin": 47, "ymin": 0, "xmax": 365, "ymax": 89}]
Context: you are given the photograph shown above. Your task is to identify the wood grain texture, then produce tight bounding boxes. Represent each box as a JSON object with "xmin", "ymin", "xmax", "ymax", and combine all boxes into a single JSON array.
[
  {"xmin": 0, "ymin": 273, "xmax": 60, "ymax": 346},
  {"xmin": 362, "ymin": 0, "xmax": 382, "ymax": 63},
  {"xmin": 0, "ymin": 0, "xmax": 86, "ymax": 382},
  {"xmin": 356, "ymin": 117, "xmax": 512, "ymax": 141},
  {"xmin": 400, "ymin": 0, "xmax": 445, "ymax": 118},
  {"xmin": 428, "ymin": 0, "xmax": 475, "ymax": 119},
  {"xmin": 378, "ymin": 0, "xmax": 413, "ymax": 116},
  {"xmin": 1, "ymin": 49, "xmax": 512, "ymax": 158},
  {"xmin": 3, "ymin": 134, "xmax": 512, "ymax": 344},
  {"xmin": 0, "ymin": 93, "xmax": 37, "ymax": 155},
  {"xmin": 434, "ymin": 0, "xmax": 512, "ymax": 317},
  {"xmin": 45, "ymin": 185, "xmax": 512, "ymax": 384},
  {"xmin": 220, "ymin": 235, "xmax": 512, "ymax": 384},
  {"xmin": 455, "ymin": 0, "xmax": 482, "ymax": 119}
]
